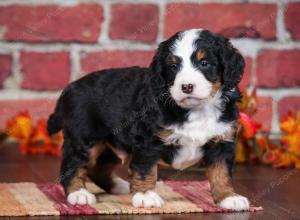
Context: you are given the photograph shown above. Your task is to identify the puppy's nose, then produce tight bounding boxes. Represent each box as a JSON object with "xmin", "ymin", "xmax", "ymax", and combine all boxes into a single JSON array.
[{"xmin": 181, "ymin": 84, "xmax": 194, "ymax": 94}]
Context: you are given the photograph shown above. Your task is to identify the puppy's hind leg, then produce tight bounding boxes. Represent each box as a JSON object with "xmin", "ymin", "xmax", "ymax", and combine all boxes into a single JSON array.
[
  {"xmin": 60, "ymin": 139, "xmax": 103, "ymax": 205},
  {"xmin": 87, "ymin": 146, "xmax": 130, "ymax": 195}
]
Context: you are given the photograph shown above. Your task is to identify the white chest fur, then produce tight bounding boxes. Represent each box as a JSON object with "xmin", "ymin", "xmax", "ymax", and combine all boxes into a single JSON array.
[{"xmin": 162, "ymin": 98, "xmax": 233, "ymax": 170}]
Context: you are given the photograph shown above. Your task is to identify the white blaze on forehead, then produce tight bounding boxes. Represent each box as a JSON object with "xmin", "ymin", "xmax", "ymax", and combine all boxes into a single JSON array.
[{"xmin": 173, "ymin": 29, "xmax": 202, "ymax": 59}]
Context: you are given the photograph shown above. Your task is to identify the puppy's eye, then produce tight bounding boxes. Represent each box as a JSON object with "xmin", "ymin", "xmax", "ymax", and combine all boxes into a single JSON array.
[
  {"xmin": 200, "ymin": 60, "xmax": 210, "ymax": 68},
  {"xmin": 170, "ymin": 63, "xmax": 178, "ymax": 71}
]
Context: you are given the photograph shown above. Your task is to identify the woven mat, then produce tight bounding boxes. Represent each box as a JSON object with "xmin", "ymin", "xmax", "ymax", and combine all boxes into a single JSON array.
[{"xmin": 0, "ymin": 181, "xmax": 262, "ymax": 216}]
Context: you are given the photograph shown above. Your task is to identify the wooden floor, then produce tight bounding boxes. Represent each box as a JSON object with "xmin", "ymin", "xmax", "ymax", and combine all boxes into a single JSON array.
[{"xmin": 0, "ymin": 143, "xmax": 299, "ymax": 220}]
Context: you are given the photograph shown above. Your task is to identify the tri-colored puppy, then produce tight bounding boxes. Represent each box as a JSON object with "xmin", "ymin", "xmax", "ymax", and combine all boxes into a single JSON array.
[{"xmin": 48, "ymin": 29, "xmax": 249, "ymax": 211}]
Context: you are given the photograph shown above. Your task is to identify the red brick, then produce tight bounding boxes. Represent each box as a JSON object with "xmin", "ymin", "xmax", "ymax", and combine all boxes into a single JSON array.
[
  {"xmin": 239, "ymin": 57, "xmax": 252, "ymax": 90},
  {"xmin": 0, "ymin": 99, "xmax": 56, "ymax": 129},
  {"xmin": 20, "ymin": 52, "xmax": 70, "ymax": 90},
  {"xmin": 256, "ymin": 50, "xmax": 300, "ymax": 88},
  {"xmin": 164, "ymin": 3, "xmax": 277, "ymax": 40},
  {"xmin": 278, "ymin": 96, "xmax": 300, "ymax": 119},
  {"xmin": 80, "ymin": 50, "xmax": 154, "ymax": 75},
  {"xmin": 252, "ymin": 97, "xmax": 273, "ymax": 132},
  {"xmin": 0, "ymin": 4, "xmax": 103, "ymax": 43},
  {"xmin": 109, "ymin": 4, "xmax": 158, "ymax": 43},
  {"xmin": 285, "ymin": 3, "xmax": 300, "ymax": 40},
  {"xmin": 0, "ymin": 55, "xmax": 12, "ymax": 88}
]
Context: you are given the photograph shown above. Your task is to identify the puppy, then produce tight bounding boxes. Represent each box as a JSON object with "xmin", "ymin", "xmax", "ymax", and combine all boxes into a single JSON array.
[{"xmin": 48, "ymin": 29, "xmax": 249, "ymax": 211}]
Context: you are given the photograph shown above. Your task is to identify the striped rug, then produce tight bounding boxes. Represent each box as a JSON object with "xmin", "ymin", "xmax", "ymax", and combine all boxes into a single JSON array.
[{"xmin": 0, "ymin": 181, "xmax": 262, "ymax": 216}]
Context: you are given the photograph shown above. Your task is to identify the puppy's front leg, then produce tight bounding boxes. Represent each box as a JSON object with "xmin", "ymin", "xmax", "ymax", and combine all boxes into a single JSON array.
[
  {"xmin": 130, "ymin": 164, "xmax": 164, "ymax": 208},
  {"xmin": 207, "ymin": 160, "xmax": 250, "ymax": 211}
]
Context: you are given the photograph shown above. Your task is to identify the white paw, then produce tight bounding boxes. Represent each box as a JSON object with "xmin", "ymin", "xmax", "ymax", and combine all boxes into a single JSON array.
[
  {"xmin": 110, "ymin": 176, "xmax": 130, "ymax": 194},
  {"xmin": 132, "ymin": 190, "xmax": 164, "ymax": 208},
  {"xmin": 67, "ymin": 188, "xmax": 96, "ymax": 205},
  {"xmin": 219, "ymin": 195, "xmax": 250, "ymax": 211}
]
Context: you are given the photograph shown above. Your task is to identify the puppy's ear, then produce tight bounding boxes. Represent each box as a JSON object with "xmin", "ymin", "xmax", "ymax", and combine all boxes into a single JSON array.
[
  {"xmin": 218, "ymin": 37, "xmax": 245, "ymax": 90},
  {"xmin": 151, "ymin": 31, "xmax": 182, "ymax": 75},
  {"xmin": 150, "ymin": 42, "xmax": 165, "ymax": 74}
]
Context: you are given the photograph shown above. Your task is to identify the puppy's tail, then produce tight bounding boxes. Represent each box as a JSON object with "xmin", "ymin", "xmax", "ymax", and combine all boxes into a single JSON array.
[
  {"xmin": 47, "ymin": 86, "xmax": 70, "ymax": 135},
  {"xmin": 47, "ymin": 112, "xmax": 62, "ymax": 135},
  {"xmin": 47, "ymin": 95, "xmax": 64, "ymax": 135}
]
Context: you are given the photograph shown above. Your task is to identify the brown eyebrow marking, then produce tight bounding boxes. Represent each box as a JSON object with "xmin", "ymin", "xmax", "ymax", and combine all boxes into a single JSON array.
[
  {"xmin": 196, "ymin": 50, "xmax": 205, "ymax": 61},
  {"xmin": 170, "ymin": 55, "xmax": 177, "ymax": 64}
]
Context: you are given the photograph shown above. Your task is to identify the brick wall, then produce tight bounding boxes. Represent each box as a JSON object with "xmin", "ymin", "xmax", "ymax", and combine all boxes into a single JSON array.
[{"xmin": 0, "ymin": 0, "xmax": 299, "ymax": 135}]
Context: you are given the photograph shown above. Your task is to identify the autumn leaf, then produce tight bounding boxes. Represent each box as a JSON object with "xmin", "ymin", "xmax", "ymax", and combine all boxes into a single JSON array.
[
  {"xmin": 30, "ymin": 118, "xmax": 53, "ymax": 145},
  {"xmin": 6, "ymin": 111, "xmax": 33, "ymax": 141},
  {"xmin": 280, "ymin": 112, "xmax": 296, "ymax": 133},
  {"xmin": 235, "ymin": 141, "xmax": 247, "ymax": 163},
  {"xmin": 239, "ymin": 112, "xmax": 260, "ymax": 139}
]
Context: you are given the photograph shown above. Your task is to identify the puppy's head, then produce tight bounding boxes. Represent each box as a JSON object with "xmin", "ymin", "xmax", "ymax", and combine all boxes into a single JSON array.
[{"xmin": 151, "ymin": 29, "xmax": 245, "ymax": 109}]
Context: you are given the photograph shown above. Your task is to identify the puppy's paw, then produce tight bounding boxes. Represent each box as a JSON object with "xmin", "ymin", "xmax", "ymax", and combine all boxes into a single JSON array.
[
  {"xmin": 132, "ymin": 190, "xmax": 164, "ymax": 208},
  {"xmin": 67, "ymin": 188, "xmax": 96, "ymax": 205},
  {"xmin": 219, "ymin": 195, "xmax": 250, "ymax": 211},
  {"xmin": 111, "ymin": 176, "xmax": 130, "ymax": 194}
]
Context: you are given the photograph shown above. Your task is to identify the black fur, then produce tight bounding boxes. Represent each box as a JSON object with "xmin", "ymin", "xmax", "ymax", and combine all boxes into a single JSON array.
[{"xmin": 48, "ymin": 29, "xmax": 245, "ymax": 193}]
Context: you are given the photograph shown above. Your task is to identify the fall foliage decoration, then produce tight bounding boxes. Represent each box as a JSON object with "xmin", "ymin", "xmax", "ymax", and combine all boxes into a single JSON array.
[
  {"xmin": 3, "ymin": 112, "xmax": 63, "ymax": 156},
  {"xmin": 236, "ymin": 90, "xmax": 262, "ymax": 163},
  {"xmin": 236, "ymin": 90, "xmax": 300, "ymax": 169},
  {"xmin": 261, "ymin": 112, "xmax": 300, "ymax": 169}
]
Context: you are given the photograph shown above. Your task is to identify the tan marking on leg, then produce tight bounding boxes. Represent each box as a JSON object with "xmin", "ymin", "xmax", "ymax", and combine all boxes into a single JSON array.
[
  {"xmin": 196, "ymin": 50, "xmax": 205, "ymax": 61},
  {"xmin": 67, "ymin": 168, "xmax": 88, "ymax": 194},
  {"xmin": 130, "ymin": 165, "xmax": 157, "ymax": 193},
  {"xmin": 210, "ymin": 80, "xmax": 221, "ymax": 97},
  {"xmin": 206, "ymin": 161, "xmax": 236, "ymax": 203},
  {"xmin": 66, "ymin": 143, "xmax": 107, "ymax": 194}
]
